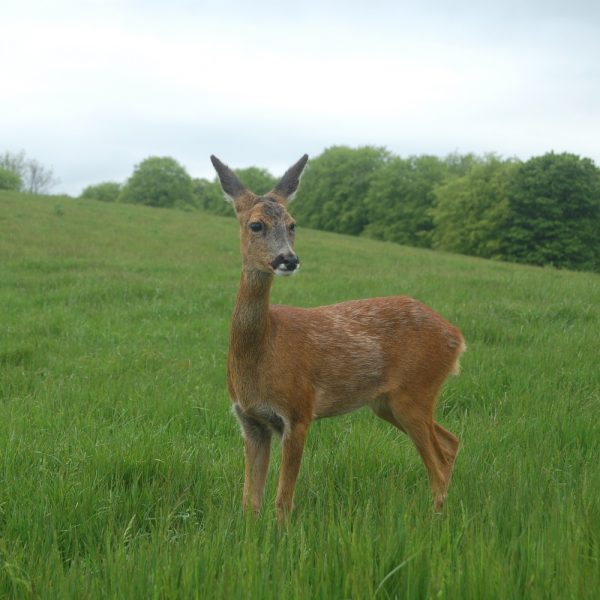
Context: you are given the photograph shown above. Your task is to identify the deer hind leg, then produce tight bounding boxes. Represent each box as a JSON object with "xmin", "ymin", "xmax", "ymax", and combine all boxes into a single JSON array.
[
  {"xmin": 374, "ymin": 392, "xmax": 459, "ymax": 511},
  {"xmin": 434, "ymin": 422, "xmax": 460, "ymax": 468},
  {"xmin": 234, "ymin": 405, "xmax": 272, "ymax": 514}
]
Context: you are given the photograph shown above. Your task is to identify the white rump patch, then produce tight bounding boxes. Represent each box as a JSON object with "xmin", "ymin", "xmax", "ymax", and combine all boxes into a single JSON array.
[{"xmin": 451, "ymin": 340, "xmax": 467, "ymax": 375}]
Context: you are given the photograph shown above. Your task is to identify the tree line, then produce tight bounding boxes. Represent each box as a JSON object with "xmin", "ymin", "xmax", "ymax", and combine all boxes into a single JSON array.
[
  {"xmin": 200, "ymin": 147, "xmax": 600, "ymax": 273},
  {"xmin": 87, "ymin": 149, "xmax": 600, "ymax": 273},
  {"xmin": 3, "ymin": 147, "xmax": 599, "ymax": 273}
]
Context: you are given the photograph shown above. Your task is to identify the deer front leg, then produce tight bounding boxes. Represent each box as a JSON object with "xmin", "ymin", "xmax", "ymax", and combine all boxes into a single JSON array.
[
  {"xmin": 235, "ymin": 405, "xmax": 272, "ymax": 513},
  {"xmin": 242, "ymin": 433, "xmax": 272, "ymax": 513},
  {"xmin": 276, "ymin": 421, "xmax": 308, "ymax": 521}
]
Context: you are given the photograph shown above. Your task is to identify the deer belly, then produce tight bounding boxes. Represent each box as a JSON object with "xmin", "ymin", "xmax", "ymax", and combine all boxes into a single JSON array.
[
  {"xmin": 308, "ymin": 327, "xmax": 386, "ymax": 419},
  {"xmin": 313, "ymin": 388, "xmax": 375, "ymax": 418},
  {"xmin": 312, "ymin": 369, "xmax": 385, "ymax": 419}
]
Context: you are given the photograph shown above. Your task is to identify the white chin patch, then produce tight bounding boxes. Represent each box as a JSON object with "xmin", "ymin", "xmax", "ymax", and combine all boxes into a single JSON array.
[{"xmin": 274, "ymin": 265, "xmax": 299, "ymax": 276}]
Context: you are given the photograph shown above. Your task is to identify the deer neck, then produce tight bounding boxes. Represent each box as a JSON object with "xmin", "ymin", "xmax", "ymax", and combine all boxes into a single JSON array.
[{"xmin": 230, "ymin": 269, "xmax": 273, "ymax": 364}]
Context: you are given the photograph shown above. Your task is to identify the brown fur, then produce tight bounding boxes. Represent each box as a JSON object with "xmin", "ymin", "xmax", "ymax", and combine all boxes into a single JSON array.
[{"xmin": 211, "ymin": 155, "xmax": 466, "ymax": 519}]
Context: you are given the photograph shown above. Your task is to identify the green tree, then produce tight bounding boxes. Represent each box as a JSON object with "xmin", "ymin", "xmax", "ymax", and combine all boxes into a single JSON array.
[
  {"xmin": 80, "ymin": 182, "xmax": 121, "ymax": 202},
  {"xmin": 1, "ymin": 150, "xmax": 57, "ymax": 194},
  {"xmin": 443, "ymin": 152, "xmax": 484, "ymax": 177},
  {"xmin": 502, "ymin": 152, "xmax": 600, "ymax": 271},
  {"xmin": 292, "ymin": 146, "xmax": 390, "ymax": 235},
  {"xmin": 194, "ymin": 178, "xmax": 226, "ymax": 215},
  {"xmin": 0, "ymin": 166, "xmax": 22, "ymax": 191},
  {"xmin": 431, "ymin": 156, "xmax": 518, "ymax": 258},
  {"xmin": 235, "ymin": 166, "xmax": 277, "ymax": 195},
  {"xmin": 119, "ymin": 157, "xmax": 195, "ymax": 209},
  {"xmin": 362, "ymin": 155, "xmax": 448, "ymax": 247}
]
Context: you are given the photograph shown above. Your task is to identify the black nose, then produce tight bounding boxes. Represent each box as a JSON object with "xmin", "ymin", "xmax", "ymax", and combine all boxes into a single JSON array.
[
  {"xmin": 284, "ymin": 255, "xmax": 299, "ymax": 271},
  {"xmin": 273, "ymin": 253, "xmax": 300, "ymax": 271}
]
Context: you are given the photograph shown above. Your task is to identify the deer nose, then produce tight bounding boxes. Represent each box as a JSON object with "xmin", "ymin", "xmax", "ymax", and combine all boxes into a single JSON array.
[
  {"xmin": 283, "ymin": 255, "xmax": 299, "ymax": 271},
  {"xmin": 273, "ymin": 253, "xmax": 300, "ymax": 272}
]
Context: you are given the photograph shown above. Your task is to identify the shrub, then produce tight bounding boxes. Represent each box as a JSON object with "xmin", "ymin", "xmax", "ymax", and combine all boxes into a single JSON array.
[
  {"xmin": 80, "ymin": 182, "xmax": 121, "ymax": 202},
  {"xmin": 0, "ymin": 166, "xmax": 22, "ymax": 191},
  {"xmin": 119, "ymin": 157, "xmax": 195, "ymax": 209}
]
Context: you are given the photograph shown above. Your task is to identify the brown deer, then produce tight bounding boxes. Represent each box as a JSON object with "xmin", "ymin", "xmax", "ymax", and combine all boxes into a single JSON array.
[{"xmin": 211, "ymin": 154, "xmax": 465, "ymax": 520}]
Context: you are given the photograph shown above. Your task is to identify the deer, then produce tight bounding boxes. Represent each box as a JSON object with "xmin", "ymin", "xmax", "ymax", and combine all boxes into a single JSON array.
[{"xmin": 210, "ymin": 153, "xmax": 466, "ymax": 521}]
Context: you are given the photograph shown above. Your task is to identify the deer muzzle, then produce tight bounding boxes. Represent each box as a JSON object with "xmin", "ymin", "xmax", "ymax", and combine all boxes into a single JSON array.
[{"xmin": 272, "ymin": 253, "xmax": 300, "ymax": 276}]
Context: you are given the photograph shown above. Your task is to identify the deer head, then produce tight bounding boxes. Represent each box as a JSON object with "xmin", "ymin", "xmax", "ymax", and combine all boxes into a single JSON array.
[{"xmin": 211, "ymin": 154, "xmax": 308, "ymax": 276}]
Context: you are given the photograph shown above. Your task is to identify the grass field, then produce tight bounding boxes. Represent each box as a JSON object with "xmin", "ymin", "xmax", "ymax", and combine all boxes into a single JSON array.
[{"xmin": 1, "ymin": 190, "xmax": 599, "ymax": 599}]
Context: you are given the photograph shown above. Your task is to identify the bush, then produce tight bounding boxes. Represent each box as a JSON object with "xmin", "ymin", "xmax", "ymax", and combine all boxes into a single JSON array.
[
  {"xmin": 80, "ymin": 182, "xmax": 121, "ymax": 202},
  {"xmin": 0, "ymin": 166, "xmax": 22, "ymax": 191},
  {"xmin": 119, "ymin": 157, "xmax": 195, "ymax": 209}
]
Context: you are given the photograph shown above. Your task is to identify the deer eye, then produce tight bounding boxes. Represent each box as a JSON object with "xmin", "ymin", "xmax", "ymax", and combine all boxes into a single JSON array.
[
  {"xmin": 289, "ymin": 223, "xmax": 296, "ymax": 232},
  {"xmin": 249, "ymin": 222, "xmax": 263, "ymax": 232}
]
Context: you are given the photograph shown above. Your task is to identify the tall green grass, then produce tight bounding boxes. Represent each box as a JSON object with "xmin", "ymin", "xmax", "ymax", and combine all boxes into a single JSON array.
[{"xmin": 1, "ymin": 191, "xmax": 599, "ymax": 599}]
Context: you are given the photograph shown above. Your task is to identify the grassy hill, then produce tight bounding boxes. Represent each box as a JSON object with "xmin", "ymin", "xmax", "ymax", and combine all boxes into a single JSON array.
[{"xmin": 1, "ymin": 190, "xmax": 599, "ymax": 599}]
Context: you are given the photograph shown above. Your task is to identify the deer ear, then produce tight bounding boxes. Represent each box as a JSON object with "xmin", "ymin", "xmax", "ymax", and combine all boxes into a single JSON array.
[
  {"xmin": 272, "ymin": 154, "xmax": 309, "ymax": 202},
  {"xmin": 210, "ymin": 155, "xmax": 256, "ymax": 213},
  {"xmin": 210, "ymin": 155, "xmax": 247, "ymax": 202}
]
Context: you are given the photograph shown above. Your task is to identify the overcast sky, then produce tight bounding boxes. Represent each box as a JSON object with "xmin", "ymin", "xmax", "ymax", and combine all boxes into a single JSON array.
[{"xmin": 2, "ymin": 0, "xmax": 599, "ymax": 195}]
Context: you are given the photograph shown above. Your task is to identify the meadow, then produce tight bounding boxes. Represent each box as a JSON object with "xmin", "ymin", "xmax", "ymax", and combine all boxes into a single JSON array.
[{"xmin": 0, "ymin": 190, "xmax": 599, "ymax": 599}]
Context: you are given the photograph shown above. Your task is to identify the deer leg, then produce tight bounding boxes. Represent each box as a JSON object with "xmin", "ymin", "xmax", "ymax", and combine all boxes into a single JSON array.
[
  {"xmin": 386, "ymin": 393, "xmax": 456, "ymax": 511},
  {"xmin": 275, "ymin": 421, "xmax": 309, "ymax": 521},
  {"xmin": 235, "ymin": 406, "xmax": 272, "ymax": 513},
  {"xmin": 370, "ymin": 398, "xmax": 406, "ymax": 433},
  {"xmin": 434, "ymin": 422, "xmax": 460, "ymax": 469}
]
